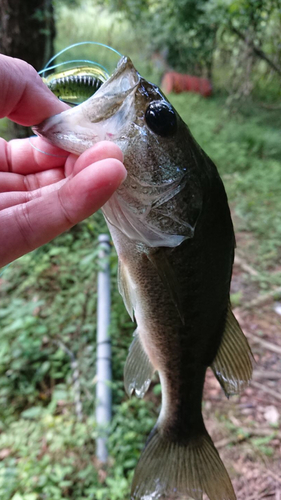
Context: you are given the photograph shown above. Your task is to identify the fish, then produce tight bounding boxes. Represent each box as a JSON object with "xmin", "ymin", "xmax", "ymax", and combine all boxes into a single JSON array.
[{"xmin": 33, "ymin": 56, "xmax": 253, "ymax": 500}]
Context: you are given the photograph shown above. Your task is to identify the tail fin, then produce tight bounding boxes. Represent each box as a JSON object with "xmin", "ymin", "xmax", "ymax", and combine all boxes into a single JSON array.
[{"xmin": 131, "ymin": 427, "xmax": 236, "ymax": 500}]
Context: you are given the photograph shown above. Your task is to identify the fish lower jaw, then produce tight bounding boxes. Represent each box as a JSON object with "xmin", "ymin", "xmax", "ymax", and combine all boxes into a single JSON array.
[
  {"xmin": 45, "ymin": 131, "xmax": 100, "ymax": 155},
  {"xmin": 34, "ymin": 122, "xmax": 123, "ymax": 155}
]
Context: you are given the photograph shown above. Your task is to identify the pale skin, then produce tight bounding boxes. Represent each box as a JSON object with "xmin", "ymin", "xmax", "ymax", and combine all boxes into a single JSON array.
[{"xmin": 0, "ymin": 54, "xmax": 127, "ymax": 268}]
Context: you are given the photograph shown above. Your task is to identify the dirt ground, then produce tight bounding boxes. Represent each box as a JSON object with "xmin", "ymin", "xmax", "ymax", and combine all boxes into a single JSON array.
[{"xmin": 203, "ymin": 228, "xmax": 281, "ymax": 500}]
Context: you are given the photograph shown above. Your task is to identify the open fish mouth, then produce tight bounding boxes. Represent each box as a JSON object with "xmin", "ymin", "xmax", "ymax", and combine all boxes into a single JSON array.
[{"xmin": 33, "ymin": 56, "xmax": 140, "ymax": 155}]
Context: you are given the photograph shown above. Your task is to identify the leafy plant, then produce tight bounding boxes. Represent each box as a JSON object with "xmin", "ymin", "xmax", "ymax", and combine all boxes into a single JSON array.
[{"xmin": 1, "ymin": 19, "xmax": 280, "ymax": 495}]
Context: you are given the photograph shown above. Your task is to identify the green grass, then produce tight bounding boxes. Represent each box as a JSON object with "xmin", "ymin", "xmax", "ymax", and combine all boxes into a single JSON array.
[
  {"xmin": 54, "ymin": 2, "xmax": 161, "ymax": 84},
  {"xmin": 1, "ymin": 12, "xmax": 281, "ymax": 494},
  {"xmin": 0, "ymin": 220, "xmax": 152, "ymax": 500}
]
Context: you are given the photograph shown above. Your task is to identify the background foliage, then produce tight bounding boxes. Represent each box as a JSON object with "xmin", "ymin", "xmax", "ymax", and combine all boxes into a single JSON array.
[
  {"xmin": 0, "ymin": 0, "xmax": 280, "ymax": 499},
  {"xmin": 102, "ymin": 0, "xmax": 281, "ymax": 86}
]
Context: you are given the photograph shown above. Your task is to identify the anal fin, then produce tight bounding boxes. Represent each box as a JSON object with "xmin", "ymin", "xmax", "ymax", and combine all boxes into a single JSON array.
[
  {"xmin": 124, "ymin": 331, "xmax": 155, "ymax": 398},
  {"xmin": 211, "ymin": 301, "xmax": 254, "ymax": 397}
]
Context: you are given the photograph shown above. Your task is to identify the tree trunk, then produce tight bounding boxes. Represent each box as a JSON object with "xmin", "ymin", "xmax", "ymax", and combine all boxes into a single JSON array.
[
  {"xmin": 0, "ymin": 0, "xmax": 56, "ymax": 137},
  {"xmin": 230, "ymin": 24, "xmax": 281, "ymax": 78}
]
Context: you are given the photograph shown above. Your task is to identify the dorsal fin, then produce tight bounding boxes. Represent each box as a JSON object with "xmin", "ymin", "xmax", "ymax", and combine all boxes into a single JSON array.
[{"xmin": 211, "ymin": 302, "xmax": 254, "ymax": 397}]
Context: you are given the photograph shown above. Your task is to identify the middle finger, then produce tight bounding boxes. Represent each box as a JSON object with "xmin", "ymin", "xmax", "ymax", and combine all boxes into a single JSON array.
[{"xmin": 0, "ymin": 168, "xmax": 65, "ymax": 193}]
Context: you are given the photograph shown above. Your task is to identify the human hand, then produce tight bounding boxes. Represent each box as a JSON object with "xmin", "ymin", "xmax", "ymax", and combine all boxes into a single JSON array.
[{"xmin": 0, "ymin": 55, "xmax": 126, "ymax": 268}]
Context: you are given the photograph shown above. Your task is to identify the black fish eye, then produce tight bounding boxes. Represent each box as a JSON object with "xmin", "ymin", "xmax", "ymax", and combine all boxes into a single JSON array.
[{"xmin": 145, "ymin": 101, "xmax": 177, "ymax": 137}]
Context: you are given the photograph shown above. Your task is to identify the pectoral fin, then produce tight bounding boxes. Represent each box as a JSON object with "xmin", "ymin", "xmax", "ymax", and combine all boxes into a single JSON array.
[
  {"xmin": 124, "ymin": 331, "xmax": 155, "ymax": 398},
  {"xmin": 118, "ymin": 260, "xmax": 136, "ymax": 321},
  {"xmin": 211, "ymin": 302, "xmax": 254, "ymax": 397}
]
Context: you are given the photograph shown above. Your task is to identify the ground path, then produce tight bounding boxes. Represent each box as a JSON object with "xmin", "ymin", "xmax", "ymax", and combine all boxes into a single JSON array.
[{"xmin": 203, "ymin": 223, "xmax": 281, "ymax": 500}]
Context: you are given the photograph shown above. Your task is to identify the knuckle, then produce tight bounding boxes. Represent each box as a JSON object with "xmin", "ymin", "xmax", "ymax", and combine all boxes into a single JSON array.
[
  {"xmin": 14, "ymin": 203, "xmax": 35, "ymax": 252},
  {"xmin": 57, "ymin": 188, "xmax": 75, "ymax": 227},
  {"xmin": 16, "ymin": 59, "xmax": 37, "ymax": 80},
  {"xmin": 0, "ymin": 139, "xmax": 11, "ymax": 172},
  {"xmin": 23, "ymin": 174, "xmax": 40, "ymax": 192}
]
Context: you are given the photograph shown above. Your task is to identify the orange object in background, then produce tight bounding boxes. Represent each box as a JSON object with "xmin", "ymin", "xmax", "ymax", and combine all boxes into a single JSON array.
[{"xmin": 161, "ymin": 72, "xmax": 212, "ymax": 97}]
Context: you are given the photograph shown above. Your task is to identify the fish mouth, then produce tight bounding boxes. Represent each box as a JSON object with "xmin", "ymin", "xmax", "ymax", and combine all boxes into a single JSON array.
[{"xmin": 33, "ymin": 56, "xmax": 140, "ymax": 155}]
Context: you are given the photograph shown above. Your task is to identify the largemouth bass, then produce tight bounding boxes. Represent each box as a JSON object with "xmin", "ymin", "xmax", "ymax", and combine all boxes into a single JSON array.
[{"xmin": 33, "ymin": 56, "xmax": 253, "ymax": 500}]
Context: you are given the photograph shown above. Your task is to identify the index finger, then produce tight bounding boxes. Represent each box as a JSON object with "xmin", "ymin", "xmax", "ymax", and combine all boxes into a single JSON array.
[
  {"xmin": 0, "ymin": 136, "xmax": 69, "ymax": 174},
  {"xmin": 0, "ymin": 54, "xmax": 68, "ymax": 126}
]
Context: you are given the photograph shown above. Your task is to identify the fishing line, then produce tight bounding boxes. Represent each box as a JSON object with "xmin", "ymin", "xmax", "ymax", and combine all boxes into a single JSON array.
[
  {"xmin": 41, "ymin": 41, "xmax": 122, "ymax": 77},
  {"xmin": 38, "ymin": 59, "xmax": 109, "ymax": 78},
  {"xmin": 0, "ymin": 264, "xmax": 10, "ymax": 278},
  {"xmin": 28, "ymin": 136, "xmax": 69, "ymax": 158}
]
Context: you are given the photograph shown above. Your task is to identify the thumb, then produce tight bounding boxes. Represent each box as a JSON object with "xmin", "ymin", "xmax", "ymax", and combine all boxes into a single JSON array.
[{"xmin": 58, "ymin": 157, "xmax": 127, "ymax": 224}]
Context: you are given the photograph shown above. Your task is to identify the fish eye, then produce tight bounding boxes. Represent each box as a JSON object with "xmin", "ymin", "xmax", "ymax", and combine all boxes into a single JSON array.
[{"xmin": 145, "ymin": 101, "xmax": 177, "ymax": 137}]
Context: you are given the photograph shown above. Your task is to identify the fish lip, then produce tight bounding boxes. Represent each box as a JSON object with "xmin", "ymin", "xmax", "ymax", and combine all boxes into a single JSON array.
[{"xmin": 32, "ymin": 113, "xmax": 64, "ymax": 137}]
